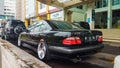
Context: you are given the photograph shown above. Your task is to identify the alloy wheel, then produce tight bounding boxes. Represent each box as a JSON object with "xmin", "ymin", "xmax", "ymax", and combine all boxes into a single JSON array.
[
  {"xmin": 18, "ymin": 37, "xmax": 21, "ymax": 47},
  {"xmin": 37, "ymin": 43, "xmax": 46, "ymax": 60},
  {"xmin": 4, "ymin": 35, "xmax": 7, "ymax": 40}
]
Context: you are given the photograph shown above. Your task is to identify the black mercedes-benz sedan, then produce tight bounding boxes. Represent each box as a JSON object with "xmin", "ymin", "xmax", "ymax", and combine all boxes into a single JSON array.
[{"xmin": 18, "ymin": 20, "xmax": 104, "ymax": 60}]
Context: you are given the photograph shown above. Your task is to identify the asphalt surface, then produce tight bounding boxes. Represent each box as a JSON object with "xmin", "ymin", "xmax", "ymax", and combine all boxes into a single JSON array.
[
  {"xmin": 102, "ymin": 42, "xmax": 120, "ymax": 55},
  {"xmin": 8, "ymin": 40, "xmax": 115, "ymax": 68}
]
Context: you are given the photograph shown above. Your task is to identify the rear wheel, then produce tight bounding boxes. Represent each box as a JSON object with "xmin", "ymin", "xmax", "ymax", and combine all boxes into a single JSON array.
[{"xmin": 37, "ymin": 42, "xmax": 50, "ymax": 60}]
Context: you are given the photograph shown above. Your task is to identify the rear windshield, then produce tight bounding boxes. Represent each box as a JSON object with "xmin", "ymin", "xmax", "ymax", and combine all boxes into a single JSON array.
[
  {"xmin": 11, "ymin": 20, "xmax": 24, "ymax": 25},
  {"xmin": 10, "ymin": 20, "xmax": 25, "ymax": 28},
  {"xmin": 49, "ymin": 20, "xmax": 84, "ymax": 30}
]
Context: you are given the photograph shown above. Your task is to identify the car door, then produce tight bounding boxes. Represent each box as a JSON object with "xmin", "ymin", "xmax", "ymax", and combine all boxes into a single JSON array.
[
  {"xmin": 30, "ymin": 21, "xmax": 52, "ymax": 46},
  {"xmin": 22, "ymin": 25, "xmax": 35, "ymax": 44},
  {"xmin": 29, "ymin": 25, "xmax": 40, "ymax": 45}
]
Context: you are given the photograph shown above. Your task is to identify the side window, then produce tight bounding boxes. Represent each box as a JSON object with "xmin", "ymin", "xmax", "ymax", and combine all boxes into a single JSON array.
[
  {"xmin": 38, "ymin": 21, "xmax": 52, "ymax": 31},
  {"xmin": 27, "ymin": 21, "xmax": 52, "ymax": 32},
  {"xmin": 28, "ymin": 25, "xmax": 35, "ymax": 32},
  {"xmin": 34, "ymin": 26, "xmax": 40, "ymax": 32},
  {"xmin": 28, "ymin": 22, "xmax": 38, "ymax": 32}
]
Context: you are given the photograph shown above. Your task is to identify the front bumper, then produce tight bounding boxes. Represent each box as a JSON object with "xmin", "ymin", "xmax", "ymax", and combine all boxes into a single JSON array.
[
  {"xmin": 6, "ymin": 33, "xmax": 18, "ymax": 39},
  {"xmin": 49, "ymin": 44, "xmax": 104, "ymax": 57}
]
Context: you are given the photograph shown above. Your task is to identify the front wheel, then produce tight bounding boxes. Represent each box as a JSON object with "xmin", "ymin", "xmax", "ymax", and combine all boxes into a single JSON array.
[
  {"xmin": 18, "ymin": 37, "xmax": 22, "ymax": 48},
  {"xmin": 37, "ymin": 42, "xmax": 50, "ymax": 60},
  {"xmin": 3, "ymin": 35, "xmax": 8, "ymax": 40}
]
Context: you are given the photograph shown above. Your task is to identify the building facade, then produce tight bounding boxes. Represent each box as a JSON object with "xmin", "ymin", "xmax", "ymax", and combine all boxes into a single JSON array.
[
  {"xmin": 0, "ymin": 0, "xmax": 16, "ymax": 20},
  {"xmin": 16, "ymin": 0, "xmax": 22, "ymax": 20},
  {"xmin": 95, "ymin": 0, "xmax": 120, "ymax": 29},
  {"xmin": 38, "ymin": 3, "xmax": 64, "ymax": 21},
  {"xmin": 24, "ymin": 0, "xmax": 64, "ymax": 28},
  {"xmin": 16, "ymin": 0, "xmax": 26, "ymax": 21},
  {"xmin": 0, "ymin": 0, "xmax": 4, "ymax": 19},
  {"xmin": 23, "ymin": 0, "xmax": 120, "ymax": 29}
]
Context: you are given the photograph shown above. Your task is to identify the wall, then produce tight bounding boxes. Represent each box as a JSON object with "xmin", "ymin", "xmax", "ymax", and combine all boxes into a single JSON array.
[
  {"xmin": 26, "ymin": 0, "xmax": 36, "ymax": 19},
  {"xmin": 71, "ymin": 12, "xmax": 85, "ymax": 22},
  {"xmin": 95, "ymin": 29, "xmax": 120, "ymax": 40},
  {"xmin": 51, "ymin": 10, "xmax": 64, "ymax": 21},
  {"xmin": 0, "ymin": 0, "xmax": 4, "ymax": 15},
  {"xmin": 86, "ymin": 3, "xmax": 95, "ymax": 29}
]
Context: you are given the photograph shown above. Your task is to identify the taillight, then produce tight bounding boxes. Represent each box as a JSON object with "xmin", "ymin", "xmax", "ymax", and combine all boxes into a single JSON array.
[
  {"xmin": 63, "ymin": 37, "xmax": 82, "ymax": 45},
  {"xmin": 97, "ymin": 36, "xmax": 103, "ymax": 42}
]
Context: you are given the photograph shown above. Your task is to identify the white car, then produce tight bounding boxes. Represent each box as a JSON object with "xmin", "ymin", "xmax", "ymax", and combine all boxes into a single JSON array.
[{"xmin": 114, "ymin": 55, "xmax": 120, "ymax": 68}]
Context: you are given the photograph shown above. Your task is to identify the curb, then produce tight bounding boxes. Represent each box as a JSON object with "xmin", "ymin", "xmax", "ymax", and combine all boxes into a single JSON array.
[
  {"xmin": 94, "ymin": 53, "xmax": 116, "ymax": 62},
  {"xmin": 0, "ymin": 39, "xmax": 51, "ymax": 68}
]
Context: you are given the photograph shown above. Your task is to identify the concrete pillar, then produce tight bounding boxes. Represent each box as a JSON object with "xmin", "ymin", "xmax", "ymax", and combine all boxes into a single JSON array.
[
  {"xmin": 37, "ymin": 16, "xmax": 41, "ymax": 20},
  {"xmin": 47, "ymin": 13, "xmax": 51, "ymax": 20},
  {"xmin": 36, "ymin": 0, "xmax": 41, "ymax": 21},
  {"xmin": 46, "ymin": 5, "xmax": 50, "ymax": 20},
  {"xmin": 107, "ymin": 0, "xmax": 112, "ymax": 29},
  {"xmin": 86, "ymin": 3, "xmax": 95, "ymax": 30},
  {"xmin": 30, "ymin": 19, "xmax": 33, "ymax": 25},
  {"xmin": 25, "ymin": 19, "xmax": 28, "ymax": 28}
]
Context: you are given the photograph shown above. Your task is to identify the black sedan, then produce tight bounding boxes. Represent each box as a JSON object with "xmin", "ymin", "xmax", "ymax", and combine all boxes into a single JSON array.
[{"xmin": 18, "ymin": 20, "xmax": 104, "ymax": 60}]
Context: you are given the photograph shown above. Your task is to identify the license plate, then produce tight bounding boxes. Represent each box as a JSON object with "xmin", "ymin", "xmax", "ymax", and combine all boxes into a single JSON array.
[{"xmin": 85, "ymin": 36, "xmax": 96, "ymax": 41}]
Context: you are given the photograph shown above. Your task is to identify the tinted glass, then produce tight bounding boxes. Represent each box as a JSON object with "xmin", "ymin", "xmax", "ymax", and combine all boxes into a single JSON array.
[
  {"xmin": 28, "ymin": 21, "xmax": 52, "ymax": 32},
  {"xmin": 49, "ymin": 20, "xmax": 83, "ymax": 30},
  {"xmin": 38, "ymin": 21, "xmax": 52, "ymax": 31},
  {"xmin": 74, "ymin": 22, "xmax": 90, "ymax": 29},
  {"xmin": 11, "ymin": 20, "xmax": 25, "ymax": 27}
]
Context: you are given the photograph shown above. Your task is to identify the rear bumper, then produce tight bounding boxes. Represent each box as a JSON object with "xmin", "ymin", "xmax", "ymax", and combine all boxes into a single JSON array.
[{"xmin": 49, "ymin": 44, "xmax": 104, "ymax": 57}]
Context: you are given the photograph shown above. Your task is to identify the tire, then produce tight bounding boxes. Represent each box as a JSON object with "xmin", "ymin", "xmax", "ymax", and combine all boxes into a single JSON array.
[
  {"xmin": 4, "ymin": 35, "xmax": 8, "ymax": 40},
  {"xmin": 18, "ymin": 36, "xmax": 22, "ymax": 48},
  {"xmin": 37, "ymin": 41, "xmax": 50, "ymax": 60},
  {"xmin": 1, "ymin": 35, "xmax": 4, "ymax": 39}
]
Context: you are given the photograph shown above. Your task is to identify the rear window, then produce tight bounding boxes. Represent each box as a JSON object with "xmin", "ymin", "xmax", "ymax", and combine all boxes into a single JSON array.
[
  {"xmin": 73, "ymin": 22, "xmax": 90, "ymax": 29},
  {"xmin": 49, "ymin": 20, "xmax": 84, "ymax": 30},
  {"xmin": 10, "ymin": 20, "xmax": 25, "ymax": 28},
  {"xmin": 11, "ymin": 20, "xmax": 24, "ymax": 25}
]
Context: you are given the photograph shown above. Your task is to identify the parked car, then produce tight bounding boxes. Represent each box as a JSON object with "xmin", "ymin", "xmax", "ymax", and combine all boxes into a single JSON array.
[
  {"xmin": 0, "ymin": 23, "xmax": 2, "ymax": 36},
  {"xmin": 1, "ymin": 20, "xmax": 26, "ymax": 40},
  {"xmin": 0, "ymin": 22, "xmax": 6, "ymax": 37},
  {"xmin": 73, "ymin": 22, "xmax": 90, "ymax": 29},
  {"xmin": 18, "ymin": 20, "xmax": 104, "ymax": 60}
]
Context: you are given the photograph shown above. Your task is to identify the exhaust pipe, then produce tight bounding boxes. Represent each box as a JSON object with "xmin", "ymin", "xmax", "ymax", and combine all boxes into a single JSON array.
[{"xmin": 71, "ymin": 56, "xmax": 82, "ymax": 63}]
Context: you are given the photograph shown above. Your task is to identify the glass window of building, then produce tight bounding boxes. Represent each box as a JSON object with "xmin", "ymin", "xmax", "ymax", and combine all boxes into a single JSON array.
[
  {"xmin": 76, "ymin": 6, "xmax": 83, "ymax": 9},
  {"xmin": 102, "ymin": 0, "xmax": 108, "ymax": 7},
  {"xmin": 112, "ymin": 10, "xmax": 120, "ymax": 28},
  {"xmin": 40, "ymin": 3, "xmax": 45, "ymax": 9},
  {"xmin": 95, "ymin": 0, "xmax": 108, "ymax": 8},
  {"xmin": 95, "ymin": 0, "xmax": 102, "ymax": 8},
  {"xmin": 113, "ymin": 0, "xmax": 120, "ymax": 5}
]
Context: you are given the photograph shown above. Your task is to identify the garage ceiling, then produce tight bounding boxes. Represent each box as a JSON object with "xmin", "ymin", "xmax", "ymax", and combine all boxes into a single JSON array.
[{"xmin": 38, "ymin": 0, "xmax": 99, "ymax": 9}]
